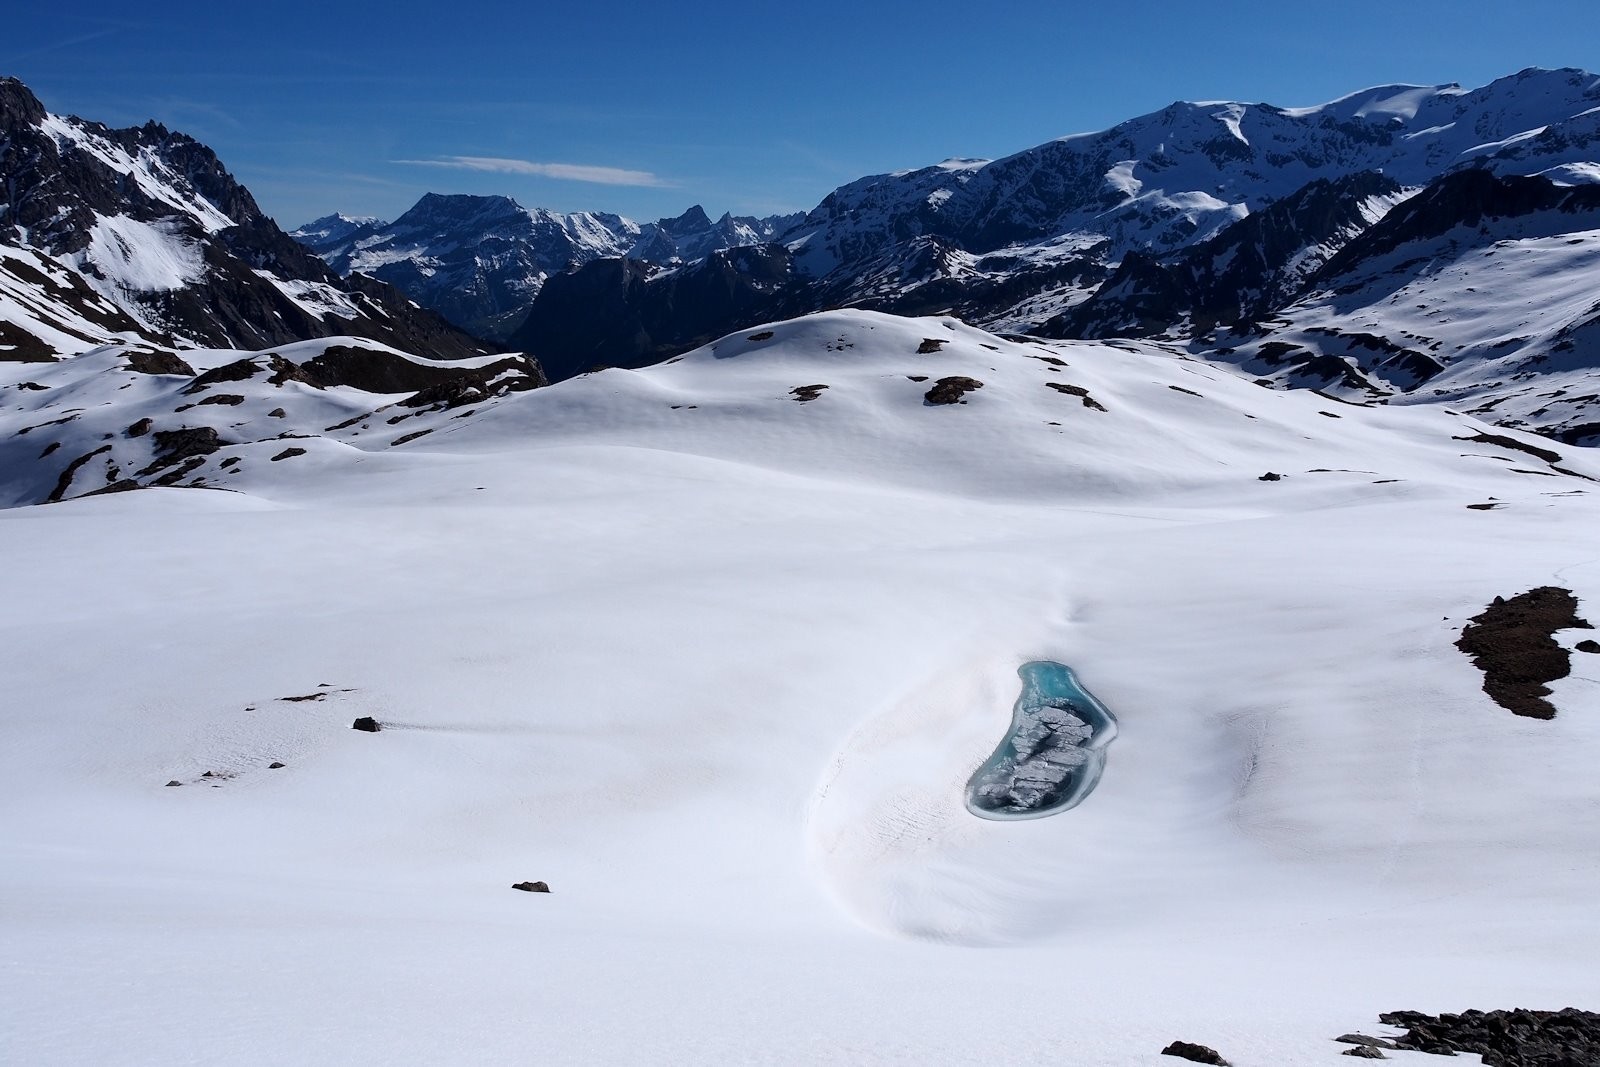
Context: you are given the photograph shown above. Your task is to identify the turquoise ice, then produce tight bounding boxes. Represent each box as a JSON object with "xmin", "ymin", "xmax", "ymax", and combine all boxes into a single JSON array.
[{"xmin": 966, "ymin": 661, "xmax": 1118, "ymax": 820}]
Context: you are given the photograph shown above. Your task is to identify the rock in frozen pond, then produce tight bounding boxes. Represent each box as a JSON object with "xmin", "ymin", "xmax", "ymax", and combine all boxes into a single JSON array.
[{"xmin": 966, "ymin": 661, "xmax": 1118, "ymax": 819}]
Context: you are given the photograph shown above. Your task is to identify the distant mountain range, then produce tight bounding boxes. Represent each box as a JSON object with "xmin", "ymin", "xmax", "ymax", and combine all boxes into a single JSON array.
[
  {"xmin": 4, "ymin": 68, "xmax": 1600, "ymax": 447},
  {"xmin": 292, "ymin": 198, "xmax": 801, "ymax": 341},
  {"xmin": 295, "ymin": 67, "xmax": 1600, "ymax": 439}
]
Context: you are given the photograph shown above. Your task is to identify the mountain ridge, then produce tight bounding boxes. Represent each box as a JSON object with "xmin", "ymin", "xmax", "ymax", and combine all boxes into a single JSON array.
[{"xmin": 0, "ymin": 76, "xmax": 487, "ymax": 362}]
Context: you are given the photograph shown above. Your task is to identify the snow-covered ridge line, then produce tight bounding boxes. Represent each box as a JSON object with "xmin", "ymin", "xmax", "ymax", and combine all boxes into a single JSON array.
[{"xmin": 0, "ymin": 76, "xmax": 490, "ymax": 361}]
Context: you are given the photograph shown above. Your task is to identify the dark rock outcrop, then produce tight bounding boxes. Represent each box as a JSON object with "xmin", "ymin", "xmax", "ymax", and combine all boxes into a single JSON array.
[
  {"xmin": 511, "ymin": 881, "xmax": 550, "ymax": 893},
  {"xmin": 350, "ymin": 717, "xmax": 381, "ymax": 732},
  {"xmin": 1376, "ymin": 1007, "xmax": 1600, "ymax": 1066},
  {"xmin": 1456, "ymin": 587, "xmax": 1593, "ymax": 719},
  {"xmin": 126, "ymin": 350, "xmax": 198, "ymax": 377},
  {"xmin": 1160, "ymin": 1040, "xmax": 1230, "ymax": 1066},
  {"xmin": 136, "ymin": 427, "xmax": 225, "ymax": 476},
  {"xmin": 924, "ymin": 376, "xmax": 984, "ymax": 405}
]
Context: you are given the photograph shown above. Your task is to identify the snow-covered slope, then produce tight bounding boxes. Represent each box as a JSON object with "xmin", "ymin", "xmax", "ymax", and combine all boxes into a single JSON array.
[
  {"xmin": 4, "ymin": 309, "xmax": 1598, "ymax": 1064},
  {"xmin": 0, "ymin": 77, "xmax": 487, "ymax": 361},
  {"xmin": 1147, "ymin": 170, "xmax": 1600, "ymax": 444},
  {"xmin": 0, "ymin": 335, "xmax": 543, "ymax": 508}
]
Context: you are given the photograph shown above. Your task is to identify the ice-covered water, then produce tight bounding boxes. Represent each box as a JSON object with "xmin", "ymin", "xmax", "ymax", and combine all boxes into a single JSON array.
[{"xmin": 965, "ymin": 661, "xmax": 1118, "ymax": 820}]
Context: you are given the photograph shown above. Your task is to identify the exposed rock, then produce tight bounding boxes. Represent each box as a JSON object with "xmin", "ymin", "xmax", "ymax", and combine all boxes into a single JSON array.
[
  {"xmin": 149, "ymin": 456, "xmax": 206, "ymax": 487},
  {"xmin": 164, "ymin": 780, "xmax": 182, "ymax": 787},
  {"xmin": 83, "ymin": 479, "xmax": 142, "ymax": 497},
  {"xmin": 1043, "ymin": 381, "xmax": 1108, "ymax": 410},
  {"xmin": 907, "ymin": 375, "xmax": 929, "ymax": 382},
  {"xmin": 1576, "ymin": 639, "xmax": 1600, "ymax": 653},
  {"xmin": 135, "ymin": 426, "xmax": 224, "ymax": 476},
  {"xmin": 183, "ymin": 357, "xmax": 260, "ymax": 394},
  {"xmin": 1457, "ymin": 587, "xmax": 1594, "ymax": 719},
  {"xmin": 390, "ymin": 428, "xmax": 433, "ymax": 446},
  {"xmin": 299, "ymin": 345, "xmax": 542, "ymax": 396},
  {"xmin": 917, "ymin": 337, "xmax": 948, "ymax": 354},
  {"xmin": 198, "ymin": 394, "xmax": 244, "ymax": 407},
  {"xmin": 511, "ymin": 881, "xmax": 550, "ymax": 893},
  {"xmin": 746, "ymin": 331, "xmax": 774, "ymax": 342},
  {"xmin": 924, "ymin": 376, "xmax": 984, "ymax": 405},
  {"xmin": 127, "ymin": 417, "xmax": 152, "ymax": 437},
  {"xmin": 790, "ymin": 384, "xmax": 828, "ymax": 402},
  {"xmin": 267, "ymin": 762, "xmax": 285, "ymax": 769},
  {"xmin": 1376, "ymin": 1007, "xmax": 1600, "ymax": 1066},
  {"xmin": 1335, "ymin": 1034, "xmax": 1398, "ymax": 1050},
  {"xmin": 270, "ymin": 447, "xmax": 307, "ymax": 462},
  {"xmin": 263, "ymin": 354, "xmax": 320, "ymax": 388},
  {"xmin": 125, "ymin": 350, "xmax": 197, "ymax": 377},
  {"xmin": 267, "ymin": 407, "xmax": 287, "ymax": 418},
  {"xmin": 351, "ymin": 716, "xmax": 381, "ymax": 732},
  {"xmin": 46, "ymin": 444, "xmax": 112, "ymax": 503},
  {"xmin": 1160, "ymin": 1040, "xmax": 1230, "ymax": 1065},
  {"xmin": 396, "ymin": 355, "xmax": 546, "ymax": 411},
  {"xmin": 1342, "ymin": 1046, "xmax": 1387, "ymax": 1059},
  {"xmin": 1455, "ymin": 432, "xmax": 1562, "ymax": 466},
  {"xmin": 1259, "ymin": 472, "xmax": 1282, "ymax": 481}
]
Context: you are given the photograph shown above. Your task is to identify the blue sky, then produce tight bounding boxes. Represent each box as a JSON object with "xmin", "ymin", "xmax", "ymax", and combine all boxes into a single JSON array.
[{"xmin": 6, "ymin": 2, "xmax": 1598, "ymax": 228}]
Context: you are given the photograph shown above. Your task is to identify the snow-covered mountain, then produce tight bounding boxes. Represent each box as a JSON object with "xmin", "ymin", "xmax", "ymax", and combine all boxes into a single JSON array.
[
  {"xmin": 782, "ymin": 67, "xmax": 1600, "ymax": 274},
  {"xmin": 293, "ymin": 196, "xmax": 801, "ymax": 341},
  {"xmin": 492, "ymin": 67, "xmax": 1600, "ymax": 412},
  {"xmin": 6, "ymin": 309, "xmax": 1599, "ymax": 1063},
  {"xmin": 1051, "ymin": 167, "xmax": 1600, "ymax": 443},
  {"xmin": 0, "ymin": 77, "xmax": 486, "ymax": 362}
]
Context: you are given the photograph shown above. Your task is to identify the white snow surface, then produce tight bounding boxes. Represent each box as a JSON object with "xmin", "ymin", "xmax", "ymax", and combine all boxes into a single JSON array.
[
  {"xmin": 76, "ymin": 215, "xmax": 206, "ymax": 296},
  {"xmin": 3, "ymin": 310, "xmax": 1598, "ymax": 1064}
]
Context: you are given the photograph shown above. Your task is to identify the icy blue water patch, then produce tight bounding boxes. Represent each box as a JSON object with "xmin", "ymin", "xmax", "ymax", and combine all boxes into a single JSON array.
[{"xmin": 966, "ymin": 661, "xmax": 1118, "ymax": 820}]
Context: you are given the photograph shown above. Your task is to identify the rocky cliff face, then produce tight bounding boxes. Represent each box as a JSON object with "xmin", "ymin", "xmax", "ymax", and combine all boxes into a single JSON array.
[{"xmin": 0, "ymin": 77, "xmax": 487, "ymax": 361}]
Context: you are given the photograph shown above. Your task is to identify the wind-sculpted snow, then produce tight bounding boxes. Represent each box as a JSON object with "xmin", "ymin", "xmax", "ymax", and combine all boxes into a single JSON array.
[{"xmin": 966, "ymin": 662, "xmax": 1117, "ymax": 819}]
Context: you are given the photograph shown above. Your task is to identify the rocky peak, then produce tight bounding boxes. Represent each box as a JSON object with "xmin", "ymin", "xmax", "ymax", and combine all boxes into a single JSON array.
[
  {"xmin": 659, "ymin": 204, "xmax": 714, "ymax": 236},
  {"xmin": 0, "ymin": 76, "xmax": 47, "ymax": 129}
]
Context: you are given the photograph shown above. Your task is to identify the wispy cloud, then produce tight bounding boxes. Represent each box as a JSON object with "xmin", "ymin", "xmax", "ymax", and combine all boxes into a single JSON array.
[
  {"xmin": 2, "ymin": 27, "xmax": 120, "ymax": 64},
  {"xmin": 394, "ymin": 155, "xmax": 671, "ymax": 187}
]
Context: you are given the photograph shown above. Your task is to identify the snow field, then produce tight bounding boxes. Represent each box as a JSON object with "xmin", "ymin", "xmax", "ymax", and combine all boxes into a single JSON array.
[{"xmin": 3, "ymin": 310, "xmax": 1597, "ymax": 1064}]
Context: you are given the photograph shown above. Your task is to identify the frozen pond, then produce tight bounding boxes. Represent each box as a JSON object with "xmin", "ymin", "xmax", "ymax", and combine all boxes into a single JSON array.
[{"xmin": 966, "ymin": 661, "xmax": 1118, "ymax": 820}]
